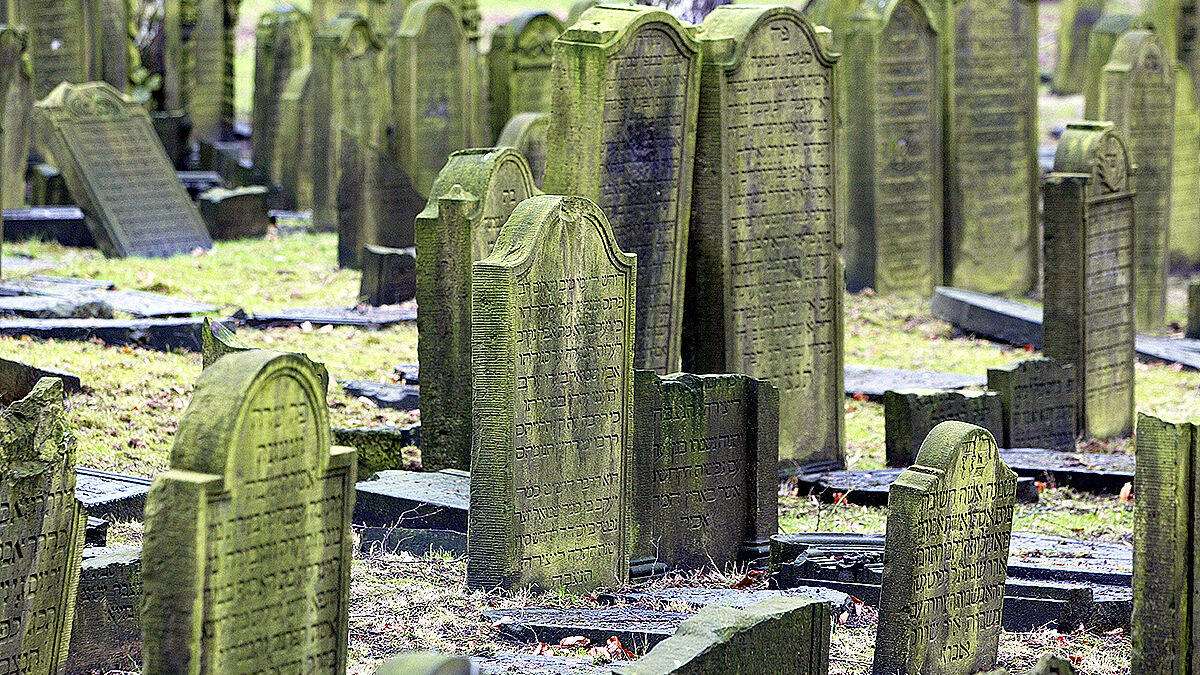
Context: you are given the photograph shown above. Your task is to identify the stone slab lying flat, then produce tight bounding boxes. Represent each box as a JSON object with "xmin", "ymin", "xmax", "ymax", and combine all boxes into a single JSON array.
[
  {"xmin": 243, "ymin": 305, "xmax": 417, "ymax": 328},
  {"xmin": 0, "ymin": 357, "xmax": 82, "ymax": 401},
  {"xmin": 353, "ymin": 469, "xmax": 469, "ymax": 531},
  {"xmin": 3, "ymin": 206, "xmax": 94, "ymax": 246},
  {"xmin": 357, "ymin": 526, "xmax": 466, "ymax": 557},
  {"xmin": 0, "ymin": 275, "xmax": 217, "ymax": 317},
  {"xmin": 343, "ymin": 380, "xmax": 420, "ymax": 411},
  {"xmin": 75, "ymin": 467, "xmax": 153, "ymax": 521},
  {"xmin": 483, "ymin": 608, "xmax": 690, "ymax": 651},
  {"xmin": 1000, "ymin": 449, "xmax": 1134, "ymax": 493},
  {"xmin": 793, "ymin": 468, "xmax": 1040, "ymax": 505},
  {"xmin": 394, "ymin": 363, "xmax": 419, "ymax": 384},
  {"xmin": 843, "ymin": 364, "xmax": 985, "ymax": 399},
  {"xmin": 477, "ymin": 654, "xmax": 612, "ymax": 674},
  {"xmin": 602, "ymin": 587, "xmax": 853, "ymax": 617},
  {"xmin": 0, "ymin": 317, "xmax": 207, "ymax": 351},
  {"xmin": 1, "ymin": 256, "xmax": 62, "ymax": 273}
]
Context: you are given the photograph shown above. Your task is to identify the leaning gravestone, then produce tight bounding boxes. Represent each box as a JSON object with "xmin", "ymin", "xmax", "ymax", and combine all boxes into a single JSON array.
[
  {"xmin": 415, "ymin": 148, "xmax": 540, "ymax": 471},
  {"xmin": 1171, "ymin": 64, "xmax": 1200, "ymax": 270},
  {"xmin": 841, "ymin": 0, "xmax": 942, "ymax": 295},
  {"xmin": 1051, "ymin": 0, "xmax": 1104, "ymax": 94},
  {"xmin": 487, "ymin": 12, "xmax": 564, "ymax": 140},
  {"xmin": 631, "ymin": 372, "xmax": 779, "ymax": 576},
  {"xmin": 986, "ymin": 359, "xmax": 1077, "ymax": 452},
  {"xmin": 496, "ymin": 112, "xmax": 550, "ymax": 188},
  {"xmin": 942, "ymin": 0, "xmax": 1038, "ymax": 294},
  {"xmin": 545, "ymin": 5, "xmax": 701, "ymax": 375},
  {"xmin": 15, "ymin": 0, "xmax": 94, "ymax": 100},
  {"xmin": 883, "ymin": 389, "xmax": 1003, "ymax": 467},
  {"xmin": 0, "ymin": 377, "xmax": 87, "ymax": 675},
  {"xmin": 252, "ymin": 6, "xmax": 312, "ymax": 191},
  {"xmin": 468, "ymin": 195, "xmax": 635, "ymax": 592},
  {"xmin": 0, "ymin": 26, "xmax": 30, "ymax": 211},
  {"xmin": 1097, "ymin": 29, "xmax": 1174, "ymax": 330},
  {"xmin": 873, "ymin": 421, "xmax": 1017, "ymax": 675},
  {"xmin": 685, "ymin": 5, "xmax": 844, "ymax": 474},
  {"xmin": 1043, "ymin": 122, "xmax": 1136, "ymax": 439},
  {"xmin": 141, "ymin": 350, "xmax": 356, "ymax": 672},
  {"xmin": 33, "ymin": 82, "xmax": 214, "ymax": 258}
]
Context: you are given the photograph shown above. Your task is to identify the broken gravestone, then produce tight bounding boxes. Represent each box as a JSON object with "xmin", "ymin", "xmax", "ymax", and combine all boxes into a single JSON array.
[
  {"xmin": 468, "ymin": 196, "xmax": 635, "ymax": 593},
  {"xmin": 986, "ymin": 359, "xmax": 1077, "ymax": 452},
  {"xmin": 884, "ymin": 389, "xmax": 1003, "ymax": 467},
  {"xmin": 487, "ymin": 12, "xmax": 564, "ymax": 140},
  {"xmin": 200, "ymin": 317, "xmax": 250, "ymax": 369},
  {"xmin": 496, "ymin": 112, "xmax": 550, "ymax": 188}
]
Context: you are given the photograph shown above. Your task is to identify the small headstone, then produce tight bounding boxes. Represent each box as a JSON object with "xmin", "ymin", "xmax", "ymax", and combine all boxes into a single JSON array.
[
  {"xmin": 17, "ymin": 0, "xmax": 93, "ymax": 100},
  {"xmin": 332, "ymin": 425, "xmax": 420, "ymax": 477},
  {"xmin": 1051, "ymin": 0, "xmax": 1104, "ymax": 94},
  {"xmin": 873, "ymin": 421, "xmax": 1017, "ymax": 675},
  {"xmin": 1189, "ymin": 280, "xmax": 1200, "ymax": 339},
  {"xmin": 359, "ymin": 244, "xmax": 416, "ymax": 306},
  {"xmin": 252, "ymin": 6, "xmax": 312, "ymax": 191},
  {"xmin": 375, "ymin": 653, "xmax": 474, "ymax": 674},
  {"xmin": 1082, "ymin": 14, "xmax": 1146, "ymax": 119},
  {"xmin": 884, "ymin": 389, "xmax": 1003, "ymax": 467},
  {"xmin": 468, "ymin": 195, "xmax": 635, "ymax": 592},
  {"xmin": 33, "ymin": 82, "xmax": 214, "ymax": 258},
  {"xmin": 65, "ymin": 545, "xmax": 142, "ymax": 674},
  {"xmin": 545, "ymin": 5, "xmax": 701, "ymax": 374},
  {"xmin": 1043, "ymin": 122, "xmax": 1136, "ymax": 439},
  {"xmin": 141, "ymin": 351, "xmax": 357, "ymax": 672},
  {"xmin": 0, "ymin": 27, "xmax": 30, "ymax": 211},
  {"xmin": 0, "ymin": 357, "xmax": 81, "ymax": 402},
  {"xmin": 486, "ymin": 12, "xmax": 564, "ymax": 140},
  {"xmin": 496, "ymin": 112, "xmax": 550, "ymax": 188},
  {"xmin": 986, "ymin": 359, "xmax": 1077, "ymax": 452},
  {"xmin": 196, "ymin": 186, "xmax": 271, "ymax": 241},
  {"xmin": 1170, "ymin": 64, "xmax": 1200, "ymax": 270}
]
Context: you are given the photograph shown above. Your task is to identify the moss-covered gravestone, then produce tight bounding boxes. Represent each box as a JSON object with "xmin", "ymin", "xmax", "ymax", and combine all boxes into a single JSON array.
[
  {"xmin": 884, "ymin": 389, "xmax": 1003, "ymax": 467},
  {"xmin": 141, "ymin": 350, "xmax": 357, "ymax": 672},
  {"xmin": 468, "ymin": 195, "xmax": 635, "ymax": 592},
  {"xmin": 14, "ymin": 0, "xmax": 94, "ymax": 100},
  {"xmin": 685, "ymin": 5, "xmax": 843, "ymax": 474},
  {"xmin": 496, "ymin": 112, "xmax": 550, "ymax": 188},
  {"xmin": 416, "ymin": 148, "xmax": 540, "ymax": 471},
  {"xmin": 801, "ymin": 0, "xmax": 861, "ymax": 43},
  {"xmin": 182, "ymin": 0, "xmax": 238, "ymax": 142},
  {"xmin": 1044, "ymin": 122, "xmax": 1135, "ymax": 440},
  {"xmin": 1171, "ymin": 64, "xmax": 1200, "ymax": 269},
  {"xmin": 986, "ymin": 359, "xmax": 1077, "ymax": 452},
  {"xmin": 0, "ymin": 377, "xmax": 86, "ymax": 675},
  {"xmin": 1082, "ymin": 14, "xmax": 1146, "ymax": 120},
  {"xmin": 487, "ymin": 12, "xmax": 564, "ymax": 140},
  {"xmin": 277, "ymin": 66, "xmax": 314, "ymax": 210},
  {"xmin": 252, "ymin": 6, "xmax": 311, "ymax": 191},
  {"xmin": 1051, "ymin": 0, "xmax": 1104, "ymax": 94},
  {"xmin": 942, "ymin": 0, "xmax": 1038, "ymax": 295},
  {"xmin": 201, "ymin": 317, "xmax": 250, "ymax": 369},
  {"xmin": 873, "ymin": 421, "xmax": 1017, "ymax": 675},
  {"xmin": 631, "ymin": 372, "xmax": 778, "ymax": 576},
  {"xmin": 841, "ymin": 0, "xmax": 942, "ymax": 295},
  {"xmin": 545, "ymin": 5, "xmax": 700, "ymax": 375},
  {"xmin": 1098, "ymin": 29, "xmax": 1174, "ymax": 330},
  {"xmin": 33, "ymin": 81, "xmax": 214, "ymax": 258},
  {"xmin": 0, "ymin": 26, "xmax": 31, "ymax": 211}
]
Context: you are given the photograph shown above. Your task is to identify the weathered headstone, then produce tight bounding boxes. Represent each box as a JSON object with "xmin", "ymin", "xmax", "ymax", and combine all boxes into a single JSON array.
[
  {"xmin": 487, "ymin": 12, "xmax": 564, "ymax": 140},
  {"xmin": 685, "ymin": 5, "xmax": 843, "ymax": 473},
  {"xmin": 65, "ymin": 546, "xmax": 142, "ymax": 674},
  {"xmin": 182, "ymin": 0, "xmax": 237, "ymax": 142},
  {"xmin": 1082, "ymin": 14, "xmax": 1146, "ymax": 119},
  {"xmin": 468, "ymin": 195, "xmax": 635, "ymax": 592},
  {"xmin": 496, "ymin": 112, "xmax": 550, "ymax": 188},
  {"xmin": 613, "ymin": 597, "xmax": 831, "ymax": 675},
  {"xmin": 1171, "ymin": 64, "xmax": 1200, "ymax": 270},
  {"xmin": 545, "ymin": 5, "xmax": 701, "ymax": 374},
  {"xmin": 941, "ymin": 0, "xmax": 1038, "ymax": 294},
  {"xmin": 841, "ymin": 0, "xmax": 942, "ymax": 295},
  {"xmin": 884, "ymin": 389, "xmax": 1003, "ymax": 467},
  {"xmin": 252, "ymin": 6, "xmax": 312, "ymax": 191},
  {"xmin": 359, "ymin": 244, "xmax": 416, "ymax": 306},
  {"xmin": 33, "ymin": 82, "xmax": 214, "ymax": 258},
  {"xmin": 277, "ymin": 65, "xmax": 314, "ymax": 210},
  {"xmin": 631, "ymin": 371, "xmax": 778, "ymax": 576},
  {"xmin": 873, "ymin": 421, "xmax": 1017, "ymax": 675},
  {"xmin": 1043, "ymin": 122, "xmax": 1136, "ymax": 439},
  {"xmin": 0, "ymin": 27, "xmax": 30, "ymax": 212},
  {"xmin": 0, "ymin": 377, "xmax": 87, "ymax": 675},
  {"xmin": 336, "ymin": 127, "xmax": 416, "ymax": 267},
  {"xmin": 375, "ymin": 653, "xmax": 473, "ymax": 674},
  {"xmin": 415, "ymin": 147, "xmax": 539, "ymax": 471},
  {"xmin": 1051, "ymin": 0, "xmax": 1104, "ymax": 94},
  {"xmin": 141, "ymin": 350, "xmax": 357, "ymax": 672},
  {"xmin": 1097, "ymin": 29, "xmax": 1174, "ymax": 330},
  {"xmin": 14, "ymin": 0, "xmax": 94, "ymax": 100},
  {"xmin": 986, "ymin": 359, "xmax": 1077, "ymax": 452},
  {"xmin": 197, "ymin": 186, "xmax": 271, "ymax": 241}
]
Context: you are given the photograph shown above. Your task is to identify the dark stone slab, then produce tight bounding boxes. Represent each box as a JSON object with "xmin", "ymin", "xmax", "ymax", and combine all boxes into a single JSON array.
[
  {"xmin": 1000, "ymin": 449, "xmax": 1134, "ymax": 493},
  {"xmin": 843, "ymin": 364, "xmax": 985, "ymax": 400},
  {"xmin": 243, "ymin": 305, "xmax": 417, "ymax": 328},
  {"xmin": 482, "ymin": 608, "xmax": 690, "ymax": 652},
  {"xmin": 477, "ymin": 654, "xmax": 612, "ymax": 674},
  {"xmin": 332, "ymin": 425, "xmax": 422, "ymax": 475},
  {"xmin": 177, "ymin": 170, "xmax": 224, "ymax": 197},
  {"xmin": 30, "ymin": 163, "xmax": 71, "ymax": 206},
  {"xmin": 66, "ymin": 545, "xmax": 142, "ymax": 675},
  {"xmin": 357, "ymin": 526, "xmax": 466, "ymax": 557},
  {"xmin": 0, "ymin": 275, "xmax": 115, "ymax": 293},
  {"xmin": 395, "ymin": 363, "xmax": 419, "ymax": 385},
  {"xmin": 0, "ymin": 294, "xmax": 114, "ymax": 319},
  {"xmin": 793, "ymin": 468, "xmax": 1040, "ymax": 505},
  {"xmin": 86, "ymin": 517, "xmax": 109, "ymax": 547},
  {"xmin": 0, "ymin": 316, "xmax": 207, "ymax": 351},
  {"xmin": 0, "ymin": 356, "xmax": 82, "ymax": 403},
  {"xmin": 75, "ymin": 468, "xmax": 153, "ymax": 521},
  {"xmin": 343, "ymin": 380, "xmax": 419, "ymax": 411},
  {"xmin": 197, "ymin": 186, "xmax": 271, "ymax": 241},
  {"xmin": 0, "ymin": 276, "xmax": 217, "ymax": 317},
  {"xmin": 353, "ymin": 469, "xmax": 469, "ymax": 531},
  {"xmin": 3, "ymin": 206, "xmax": 95, "ymax": 247},
  {"xmin": 601, "ymin": 587, "xmax": 853, "ymax": 617},
  {"xmin": 359, "ymin": 245, "xmax": 416, "ymax": 306}
]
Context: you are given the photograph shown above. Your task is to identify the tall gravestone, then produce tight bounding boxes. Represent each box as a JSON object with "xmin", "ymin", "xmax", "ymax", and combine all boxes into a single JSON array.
[
  {"xmin": 0, "ymin": 26, "xmax": 30, "ymax": 211},
  {"xmin": 942, "ymin": 0, "xmax": 1038, "ymax": 294},
  {"xmin": 415, "ymin": 148, "xmax": 539, "ymax": 471},
  {"xmin": 252, "ymin": 6, "xmax": 311, "ymax": 191},
  {"xmin": 33, "ymin": 82, "xmax": 213, "ymax": 258},
  {"xmin": 141, "ymin": 350, "xmax": 357, "ymax": 673},
  {"xmin": 884, "ymin": 389, "xmax": 1003, "ymax": 467},
  {"xmin": 496, "ymin": 112, "xmax": 550, "ymax": 188},
  {"xmin": 685, "ymin": 5, "xmax": 843, "ymax": 473},
  {"xmin": 545, "ymin": 5, "xmax": 701, "ymax": 375},
  {"xmin": 801, "ymin": 0, "xmax": 861, "ymax": 43},
  {"xmin": 15, "ymin": 0, "xmax": 95, "ymax": 100},
  {"xmin": 841, "ymin": 0, "xmax": 942, "ymax": 295},
  {"xmin": 183, "ymin": 0, "xmax": 237, "ymax": 142},
  {"xmin": 1043, "ymin": 122, "xmax": 1136, "ymax": 440},
  {"xmin": 487, "ymin": 12, "xmax": 564, "ymax": 141},
  {"xmin": 986, "ymin": 359, "xmax": 1077, "ymax": 452},
  {"xmin": 1097, "ymin": 29, "xmax": 1174, "ymax": 330},
  {"xmin": 1051, "ymin": 0, "xmax": 1104, "ymax": 94},
  {"xmin": 468, "ymin": 195, "xmax": 635, "ymax": 592},
  {"xmin": 631, "ymin": 371, "xmax": 778, "ymax": 576},
  {"xmin": 1171, "ymin": 64, "xmax": 1200, "ymax": 269},
  {"xmin": 336, "ymin": 126, "xmax": 415, "ymax": 267},
  {"xmin": 1082, "ymin": 14, "xmax": 1145, "ymax": 119},
  {"xmin": 277, "ymin": 66, "xmax": 314, "ymax": 210},
  {"xmin": 873, "ymin": 421, "xmax": 1017, "ymax": 675},
  {"xmin": 0, "ymin": 377, "xmax": 86, "ymax": 675}
]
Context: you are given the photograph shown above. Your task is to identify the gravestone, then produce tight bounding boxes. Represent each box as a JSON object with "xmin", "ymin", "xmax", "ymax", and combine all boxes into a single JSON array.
[
  {"xmin": 1082, "ymin": 14, "xmax": 1145, "ymax": 119},
  {"xmin": 0, "ymin": 377, "xmax": 87, "ymax": 675},
  {"xmin": 468, "ymin": 195, "xmax": 635, "ymax": 592},
  {"xmin": 65, "ymin": 546, "xmax": 142, "ymax": 674},
  {"xmin": 942, "ymin": 0, "xmax": 1038, "ymax": 294},
  {"xmin": 1051, "ymin": 0, "xmax": 1104, "ymax": 94},
  {"xmin": 183, "ymin": 0, "xmax": 237, "ymax": 142},
  {"xmin": 92, "ymin": 0, "xmax": 127, "ymax": 93},
  {"xmin": 1171, "ymin": 64, "xmax": 1200, "ymax": 270},
  {"xmin": 545, "ymin": 5, "xmax": 701, "ymax": 375},
  {"xmin": 252, "ymin": 6, "xmax": 312, "ymax": 191},
  {"xmin": 0, "ymin": 27, "xmax": 30, "ymax": 211},
  {"xmin": 1043, "ymin": 122, "xmax": 1136, "ymax": 439},
  {"xmin": 684, "ymin": 5, "xmax": 844, "ymax": 474},
  {"xmin": 841, "ymin": 0, "xmax": 942, "ymax": 295},
  {"xmin": 200, "ymin": 317, "xmax": 250, "ymax": 369},
  {"xmin": 15, "ymin": 0, "xmax": 94, "ymax": 100},
  {"xmin": 1097, "ymin": 30, "xmax": 1174, "ymax": 330},
  {"xmin": 873, "ymin": 421, "xmax": 1017, "ymax": 675},
  {"xmin": 884, "ymin": 389, "xmax": 1003, "ymax": 467},
  {"xmin": 986, "ymin": 359, "xmax": 1077, "ymax": 452},
  {"xmin": 359, "ymin": 244, "xmax": 416, "ymax": 306},
  {"xmin": 336, "ymin": 127, "xmax": 416, "ymax": 267},
  {"xmin": 33, "ymin": 82, "xmax": 214, "ymax": 258},
  {"xmin": 1189, "ymin": 281, "xmax": 1200, "ymax": 339},
  {"xmin": 197, "ymin": 186, "xmax": 270, "ymax": 241},
  {"xmin": 631, "ymin": 372, "xmax": 778, "ymax": 576},
  {"xmin": 415, "ymin": 148, "xmax": 539, "ymax": 471},
  {"xmin": 496, "ymin": 112, "xmax": 550, "ymax": 188},
  {"xmin": 277, "ymin": 66, "xmax": 314, "ymax": 210},
  {"xmin": 375, "ymin": 654, "xmax": 473, "ymax": 674},
  {"xmin": 613, "ymin": 597, "xmax": 830, "ymax": 675},
  {"xmin": 487, "ymin": 12, "xmax": 564, "ymax": 140},
  {"xmin": 141, "ymin": 350, "xmax": 357, "ymax": 672}
]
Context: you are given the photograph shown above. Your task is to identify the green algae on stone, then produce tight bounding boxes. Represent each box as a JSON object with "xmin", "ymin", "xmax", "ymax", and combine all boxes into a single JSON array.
[
  {"xmin": 1082, "ymin": 13, "xmax": 1146, "ymax": 119},
  {"xmin": 276, "ymin": 64, "xmax": 315, "ymax": 210},
  {"xmin": 1051, "ymin": 0, "xmax": 1105, "ymax": 94},
  {"xmin": 496, "ymin": 111, "xmax": 550, "ymax": 188},
  {"xmin": 251, "ymin": 6, "xmax": 312, "ymax": 193},
  {"xmin": 0, "ymin": 26, "xmax": 30, "ymax": 213},
  {"xmin": 883, "ymin": 388, "xmax": 1002, "ymax": 467},
  {"xmin": 487, "ymin": 12, "xmax": 565, "ymax": 141},
  {"xmin": 1170, "ymin": 63, "xmax": 1200, "ymax": 270},
  {"xmin": 14, "ymin": 0, "xmax": 93, "ymax": 100}
]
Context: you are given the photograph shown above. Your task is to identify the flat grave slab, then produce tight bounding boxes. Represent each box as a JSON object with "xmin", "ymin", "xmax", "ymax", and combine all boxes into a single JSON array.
[
  {"xmin": 0, "ymin": 275, "xmax": 217, "ymax": 317},
  {"xmin": 1000, "ymin": 449, "xmax": 1134, "ymax": 493},
  {"xmin": 177, "ymin": 170, "xmax": 224, "ymax": 197},
  {"xmin": 394, "ymin": 363, "xmax": 419, "ymax": 384},
  {"xmin": 3, "ymin": 206, "xmax": 94, "ymax": 247},
  {"xmin": 1, "ymin": 256, "xmax": 62, "ymax": 273},
  {"xmin": 477, "ymin": 654, "xmax": 612, "ymax": 674},
  {"xmin": 243, "ymin": 304, "xmax": 417, "ymax": 328},
  {"xmin": 357, "ymin": 526, "xmax": 466, "ymax": 557},
  {"xmin": 483, "ymin": 607, "xmax": 690, "ymax": 652},
  {"xmin": 343, "ymin": 380, "xmax": 419, "ymax": 411},
  {"xmin": 600, "ymin": 587, "xmax": 853, "ymax": 617},
  {"xmin": 0, "ymin": 294, "xmax": 112, "ymax": 319},
  {"xmin": 75, "ymin": 467, "xmax": 153, "ymax": 521},
  {"xmin": 0, "ymin": 357, "xmax": 82, "ymax": 400},
  {"xmin": 793, "ymin": 468, "xmax": 1040, "ymax": 505},
  {"xmin": 843, "ymin": 364, "xmax": 985, "ymax": 399},
  {"xmin": 0, "ymin": 316, "xmax": 207, "ymax": 351},
  {"xmin": 353, "ymin": 469, "xmax": 469, "ymax": 531}
]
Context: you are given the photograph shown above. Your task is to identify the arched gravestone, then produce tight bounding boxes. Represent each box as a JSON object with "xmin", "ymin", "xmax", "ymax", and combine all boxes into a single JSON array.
[
  {"xmin": 496, "ymin": 112, "xmax": 550, "ymax": 188},
  {"xmin": 277, "ymin": 65, "xmax": 314, "ymax": 210},
  {"xmin": 872, "ymin": 421, "xmax": 1017, "ymax": 675},
  {"xmin": 487, "ymin": 12, "xmax": 565, "ymax": 141},
  {"xmin": 415, "ymin": 148, "xmax": 540, "ymax": 472},
  {"xmin": 1098, "ymin": 30, "xmax": 1174, "ymax": 330},
  {"xmin": 685, "ymin": 5, "xmax": 843, "ymax": 474},
  {"xmin": 252, "ymin": 6, "xmax": 312, "ymax": 191},
  {"xmin": 1043, "ymin": 121, "xmax": 1135, "ymax": 440},
  {"xmin": 0, "ymin": 378, "xmax": 86, "ymax": 675},
  {"xmin": 942, "ymin": 0, "xmax": 1038, "ymax": 295},
  {"xmin": 545, "ymin": 5, "xmax": 701, "ymax": 375},
  {"xmin": 184, "ymin": 0, "xmax": 237, "ymax": 142},
  {"xmin": 468, "ymin": 195, "xmax": 636, "ymax": 593},
  {"xmin": 0, "ymin": 27, "xmax": 31, "ymax": 212},
  {"xmin": 13, "ymin": 0, "xmax": 95, "ymax": 100},
  {"xmin": 1171, "ymin": 63, "xmax": 1200, "ymax": 269},
  {"xmin": 841, "ymin": 0, "xmax": 942, "ymax": 296},
  {"xmin": 1051, "ymin": 0, "xmax": 1104, "ymax": 94},
  {"xmin": 1082, "ymin": 13, "xmax": 1146, "ymax": 119},
  {"xmin": 141, "ymin": 351, "xmax": 357, "ymax": 673}
]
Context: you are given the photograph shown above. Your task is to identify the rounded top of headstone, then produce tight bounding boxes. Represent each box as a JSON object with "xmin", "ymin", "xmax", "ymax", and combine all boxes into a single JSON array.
[
  {"xmin": 1104, "ymin": 28, "xmax": 1169, "ymax": 77},
  {"xmin": 910, "ymin": 421, "xmax": 1015, "ymax": 485},
  {"xmin": 35, "ymin": 81, "xmax": 132, "ymax": 118},
  {"xmin": 315, "ymin": 11, "xmax": 381, "ymax": 51},
  {"xmin": 418, "ymin": 147, "xmax": 537, "ymax": 222},
  {"xmin": 499, "ymin": 10, "xmax": 567, "ymax": 39},
  {"xmin": 476, "ymin": 195, "xmax": 636, "ymax": 275},
  {"xmin": 395, "ymin": 0, "xmax": 466, "ymax": 39},
  {"xmin": 698, "ymin": 4, "xmax": 836, "ymax": 67},
  {"xmin": 561, "ymin": 4, "xmax": 700, "ymax": 55},
  {"xmin": 497, "ymin": 112, "xmax": 549, "ymax": 146},
  {"xmin": 845, "ymin": 0, "xmax": 938, "ymax": 37},
  {"xmin": 1052, "ymin": 121, "xmax": 1130, "ymax": 193}
]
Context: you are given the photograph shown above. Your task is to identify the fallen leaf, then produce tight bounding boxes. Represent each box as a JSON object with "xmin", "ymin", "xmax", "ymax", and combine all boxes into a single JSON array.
[
  {"xmin": 1119, "ymin": 482, "xmax": 1134, "ymax": 503},
  {"xmin": 559, "ymin": 636, "xmax": 590, "ymax": 648},
  {"xmin": 851, "ymin": 392, "xmax": 867, "ymax": 402},
  {"xmin": 532, "ymin": 642, "xmax": 553, "ymax": 656}
]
